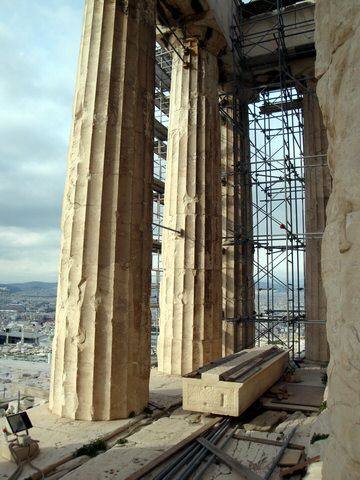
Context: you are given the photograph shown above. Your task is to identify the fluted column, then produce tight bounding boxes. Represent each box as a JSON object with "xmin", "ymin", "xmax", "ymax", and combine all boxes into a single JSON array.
[
  {"xmin": 221, "ymin": 108, "xmax": 236, "ymax": 356},
  {"xmin": 221, "ymin": 97, "xmax": 255, "ymax": 355},
  {"xmin": 237, "ymin": 100, "xmax": 255, "ymax": 351},
  {"xmin": 303, "ymin": 80, "xmax": 331, "ymax": 363},
  {"xmin": 49, "ymin": 0, "xmax": 155, "ymax": 420},
  {"xmin": 221, "ymin": 103, "xmax": 254, "ymax": 356},
  {"xmin": 157, "ymin": 33, "xmax": 223, "ymax": 375}
]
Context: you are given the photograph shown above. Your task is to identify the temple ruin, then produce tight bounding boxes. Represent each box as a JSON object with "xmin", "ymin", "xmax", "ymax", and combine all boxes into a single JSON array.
[{"xmin": 1, "ymin": 1, "xmax": 359, "ymax": 479}]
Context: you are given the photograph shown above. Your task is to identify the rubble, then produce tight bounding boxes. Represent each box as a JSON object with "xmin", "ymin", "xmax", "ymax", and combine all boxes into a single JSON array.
[{"xmin": 243, "ymin": 411, "xmax": 288, "ymax": 432}]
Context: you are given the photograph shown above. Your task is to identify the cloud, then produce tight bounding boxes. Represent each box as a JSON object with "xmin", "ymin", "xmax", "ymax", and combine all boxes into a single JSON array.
[
  {"xmin": 0, "ymin": 0, "xmax": 83, "ymax": 282},
  {"xmin": 0, "ymin": 227, "xmax": 60, "ymax": 282}
]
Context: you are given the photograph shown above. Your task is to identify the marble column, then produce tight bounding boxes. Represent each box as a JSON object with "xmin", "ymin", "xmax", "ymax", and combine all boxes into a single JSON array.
[
  {"xmin": 221, "ymin": 108, "xmax": 236, "ymax": 356},
  {"xmin": 49, "ymin": 0, "xmax": 155, "ymax": 420},
  {"xmin": 303, "ymin": 80, "xmax": 331, "ymax": 363},
  {"xmin": 237, "ymin": 100, "xmax": 255, "ymax": 352},
  {"xmin": 221, "ymin": 103, "xmax": 254, "ymax": 356},
  {"xmin": 157, "ymin": 33, "xmax": 223, "ymax": 375}
]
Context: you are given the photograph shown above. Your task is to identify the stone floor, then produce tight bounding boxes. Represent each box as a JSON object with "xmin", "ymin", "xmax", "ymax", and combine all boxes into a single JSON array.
[
  {"xmin": 0, "ymin": 369, "xmax": 183, "ymax": 479},
  {"xmin": 0, "ymin": 358, "xmax": 50, "ymax": 401},
  {"xmin": 0, "ymin": 364, "xmax": 329, "ymax": 480}
]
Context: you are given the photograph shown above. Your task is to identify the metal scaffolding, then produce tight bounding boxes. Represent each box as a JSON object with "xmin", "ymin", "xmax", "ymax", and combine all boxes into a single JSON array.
[
  {"xmin": 229, "ymin": 0, "xmax": 316, "ymax": 357},
  {"xmin": 152, "ymin": 0, "xmax": 320, "ymax": 358}
]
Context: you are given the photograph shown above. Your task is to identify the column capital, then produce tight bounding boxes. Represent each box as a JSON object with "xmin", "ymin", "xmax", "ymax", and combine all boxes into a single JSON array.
[
  {"xmin": 119, "ymin": 0, "xmax": 156, "ymax": 25},
  {"xmin": 166, "ymin": 25, "xmax": 227, "ymax": 57}
]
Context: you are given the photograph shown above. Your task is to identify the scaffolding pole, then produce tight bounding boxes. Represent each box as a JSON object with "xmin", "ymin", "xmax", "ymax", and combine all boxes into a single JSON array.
[{"xmin": 228, "ymin": 0, "xmax": 317, "ymax": 358}]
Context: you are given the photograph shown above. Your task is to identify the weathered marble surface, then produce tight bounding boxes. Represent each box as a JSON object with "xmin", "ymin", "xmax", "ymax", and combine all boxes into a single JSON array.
[
  {"xmin": 316, "ymin": 1, "xmax": 360, "ymax": 478},
  {"xmin": 158, "ymin": 33, "xmax": 223, "ymax": 375},
  {"xmin": 303, "ymin": 80, "xmax": 331, "ymax": 364},
  {"xmin": 50, "ymin": 0, "xmax": 155, "ymax": 420}
]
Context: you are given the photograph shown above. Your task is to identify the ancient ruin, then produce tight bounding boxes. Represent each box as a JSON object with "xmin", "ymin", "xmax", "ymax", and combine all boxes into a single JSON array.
[
  {"xmin": 316, "ymin": 0, "xmax": 360, "ymax": 477},
  {"xmin": 1, "ymin": 0, "xmax": 359, "ymax": 479},
  {"xmin": 50, "ymin": 0, "xmax": 155, "ymax": 420}
]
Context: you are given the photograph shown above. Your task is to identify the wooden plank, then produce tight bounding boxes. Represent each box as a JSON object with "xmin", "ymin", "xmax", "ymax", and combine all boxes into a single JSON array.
[
  {"xmin": 221, "ymin": 352, "xmax": 273, "ymax": 382},
  {"xmin": 283, "ymin": 452, "xmax": 305, "ymax": 480},
  {"xmin": 279, "ymin": 449, "xmax": 302, "ymax": 466},
  {"xmin": 280, "ymin": 456, "xmax": 320, "ymax": 477},
  {"xmin": 233, "ymin": 433, "xmax": 305, "ymax": 451},
  {"xmin": 154, "ymin": 118, "xmax": 168, "ymax": 142},
  {"xmin": 124, "ymin": 417, "xmax": 221, "ymax": 480},
  {"xmin": 202, "ymin": 348, "xmax": 272, "ymax": 382},
  {"xmin": 218, "ymin": 347, "xmax": 276, "ymax": 381},
  {"xmin": 269, "ymin": 384, "xmax": 324, "ymax": 407},
  {"xmin": 27, "ymin": 413, "xmax": 152, "ymax": 480},
  {"xmin": 259, "ymin": 99, "xmax": 303, "ymax": 115},
  {"xmin": 226, "ymin": 350, "xmax": 280, "ymax": 382},
  {"xmin": 184, "ymin": 351, "xmax": 248, "ymax": 378},
  {"xmin": 28, "ymin": 406, "xmax": 185, "ymax": 480},
  {"xmin": 197, "ymin": 437, "xmax": 263, "ymax": 480},
  {"xmin": 148, "ymin": 400, "xmax": 166, "ymax": 410},
  {"xmin": 261, "ymin": 397, "xmax": 319, "ymax": 413}
]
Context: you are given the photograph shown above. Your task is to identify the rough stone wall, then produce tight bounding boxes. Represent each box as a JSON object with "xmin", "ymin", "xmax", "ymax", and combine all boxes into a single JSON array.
[
  {"xmin": 316, "ymin": 1, "xmax": 360, "ymax": 478},
  {"xmin": 50, "ymin": 0, "xmax": 155, "ymax": 420}
]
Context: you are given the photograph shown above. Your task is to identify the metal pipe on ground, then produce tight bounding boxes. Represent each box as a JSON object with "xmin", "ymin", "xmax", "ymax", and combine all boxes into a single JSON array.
[
  {"xmin": 153, "ymin": 419, "xmax": 230, "ymax": 480},
  {"xmin": 171, "ymin": 423, "xmax": 233, "ymax": 480},
  {"xmin": 264, "ymin": 426, "xmax": 297, "ymax": 480},
  {"xmin": 190, "ymin": 426, "xmax": 237, "ymax": 480}
]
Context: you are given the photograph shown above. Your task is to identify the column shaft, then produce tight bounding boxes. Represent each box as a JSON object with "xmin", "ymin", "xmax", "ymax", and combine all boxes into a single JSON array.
[
  {"xmin": 221, "ymin": 105, "xmax": 254, "ymax": 355},
  {"xmin": 50, "ymin": 0, "xmax": 155, "ymax": 420},
  {"xmin": 303, "ymin": 81, "xmax": 331, "ymax": 363},
  {"xmin": 158, "ymin": 39, "xmax": 222, "ymax": 375},
  {"xmin": 237, "ymin": 102, "xmax": 255, "ymax": 351},
  {"xmin": 221, "ymin": 111, "xmax": 236, "ymax": 356}
]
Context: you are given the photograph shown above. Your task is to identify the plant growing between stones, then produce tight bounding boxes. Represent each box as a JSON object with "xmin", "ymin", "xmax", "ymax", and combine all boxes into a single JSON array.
[
  {"xmin": 116, "ymin": 438, "xmax": 128, "ymax": 446},
  {"xmin": 311, "ymin": 433, "xmax": 329, "ymax": 444},
  {"xmin": 76, "ymin": 439, "xmax": 107, "ymax": 457}
]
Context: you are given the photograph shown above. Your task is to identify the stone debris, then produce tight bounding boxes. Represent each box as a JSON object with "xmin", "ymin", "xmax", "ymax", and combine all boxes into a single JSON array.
[
  {"xmin": 243, "ymin": 410, "xmax": 288, "ymax": 432},
  {"xmin": 308, "ymin": 409, "xmax": 330, "ymax": 459},
  {"xmin": 275, "ymin": 411, "xmax": 307, "ymax": 434}
]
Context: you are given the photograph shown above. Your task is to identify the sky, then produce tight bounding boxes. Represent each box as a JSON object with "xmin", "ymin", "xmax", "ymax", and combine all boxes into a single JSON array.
[
  {"xmin": 0, "ymin": 0, "xmax": 84, "ymax": 283},
  {"xmin": 0, "ymin": 0, "xmax": 292, "ymax": 286}
]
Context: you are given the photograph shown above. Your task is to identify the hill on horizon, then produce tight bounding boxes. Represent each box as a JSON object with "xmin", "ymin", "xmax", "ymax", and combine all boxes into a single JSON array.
[{"xmin": 0, "ymin": 281, "xmax": 57, "ymax": 294}]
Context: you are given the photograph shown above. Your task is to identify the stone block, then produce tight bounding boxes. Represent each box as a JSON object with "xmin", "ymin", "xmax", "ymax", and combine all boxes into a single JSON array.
[{"xmin": 183, "ymin": 346, "xmax": 289, "ymax": 416}]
